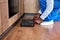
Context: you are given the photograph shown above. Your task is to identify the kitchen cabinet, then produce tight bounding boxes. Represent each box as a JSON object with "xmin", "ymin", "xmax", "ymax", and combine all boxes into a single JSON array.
[
  {"xmin": 0, "ymin": 0, "xmax": 8, "ymax": 3},
  {"xmin": 9, "ymin": 0, "xmax": 24, "ymax": 26},
  {"xmin": 24, "ymin": 0, "xmax": 39, "ymax": 13},
  {"xmin": 0, "ymin": 0, "xmax": 24, "ymax": 35},
  {"xmin": 19, "ymin": 0, "xmax": 24, "ymax": 16},
  {"xmin": 0, "ymin": 2, "xmax": 9, "ymax": 33},
  {"xmin": 0, "ymin": 4, "xmax": 1, "ymax": 28}
]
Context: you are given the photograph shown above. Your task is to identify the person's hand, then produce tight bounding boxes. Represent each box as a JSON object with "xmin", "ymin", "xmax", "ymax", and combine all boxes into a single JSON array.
[
  {"xmin": 33, "ymin": 13, "xmax": 41, "ymax": 20},
  {"xmin": 34, "ymin": 18, "xmax": 43, "ymax": 24},
  {"xmin": 33, "ymin": 13, "xmax": 43, "ymax": 24}
]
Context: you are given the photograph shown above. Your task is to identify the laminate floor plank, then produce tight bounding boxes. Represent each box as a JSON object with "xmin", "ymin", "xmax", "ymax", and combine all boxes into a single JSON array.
[{"xmin": 1, "ymin": 21, "xmax": 60, "ymax": 40}]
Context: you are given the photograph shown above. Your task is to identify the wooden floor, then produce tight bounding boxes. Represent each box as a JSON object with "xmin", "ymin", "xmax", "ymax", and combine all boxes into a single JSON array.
[{"xmin": 1, "ymin": 21, "xmax": 60, "ymax": 40}]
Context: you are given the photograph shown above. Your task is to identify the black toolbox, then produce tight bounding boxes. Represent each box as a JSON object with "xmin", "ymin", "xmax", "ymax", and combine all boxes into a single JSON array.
[{"xmin": 20, "ymin": 19, "xmax": 34, "ymax": 27}]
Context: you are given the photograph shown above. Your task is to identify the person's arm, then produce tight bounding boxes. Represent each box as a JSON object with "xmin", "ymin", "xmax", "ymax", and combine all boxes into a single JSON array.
[
  {"xmin": 38, "ymin": 10, "xmax": 42, "ymax": 14},
  {"xmin": 40, "ymin": 0, "xmax": 54, "ymax": 20}
]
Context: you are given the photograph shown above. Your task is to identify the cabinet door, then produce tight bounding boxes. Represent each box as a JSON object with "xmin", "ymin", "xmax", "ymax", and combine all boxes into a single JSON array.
[
  {"xmin": 0, "ymin": 0, "xmax": 8, "ymax": 3},
  {"xmin": 19, "ymin": 0, "xmax": 24, "ymax": 17},
  {"xmin": 24, "ymin": 0, "xmax": 39, "ymax": 13},
  {"xmin": 0, "ymin": 2, "xmax": 9, "ymax": 33},
  {"xmin": 0, "ymin": 3, "xmax": 3, "ymax": 35},
  {"xmin": 0, "ymin": 4, "xmax": 1, "ymax": 28},
  {"xmin": 0, "ymin": 4, "xmax": 1, "ymax": 35}
]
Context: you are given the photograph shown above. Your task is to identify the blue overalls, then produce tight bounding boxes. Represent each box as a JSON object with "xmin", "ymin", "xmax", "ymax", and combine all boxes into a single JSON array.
[{"xmin": 39, "ymin": 0, "xmax": 60, "ymax": 21}]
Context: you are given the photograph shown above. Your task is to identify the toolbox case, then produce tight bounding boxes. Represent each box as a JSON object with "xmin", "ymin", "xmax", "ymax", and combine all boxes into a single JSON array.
[{"xmin": 20, "ymin": 19, "xmax": 34, "ymax": 27}]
